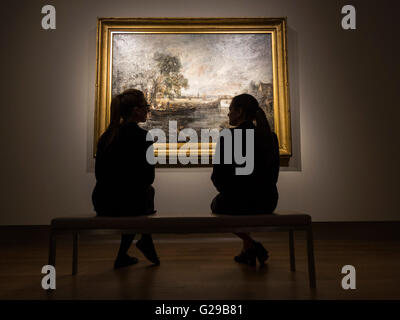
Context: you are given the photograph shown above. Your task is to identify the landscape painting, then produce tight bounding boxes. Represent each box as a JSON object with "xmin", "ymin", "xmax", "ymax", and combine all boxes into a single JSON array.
[
  {"xmin": 111, "ymin": 33, "xmax": 274, "ymax": 139},
  {"xmin": 94, "ymin": 18, "xmax": 291, "ymax": 160}
]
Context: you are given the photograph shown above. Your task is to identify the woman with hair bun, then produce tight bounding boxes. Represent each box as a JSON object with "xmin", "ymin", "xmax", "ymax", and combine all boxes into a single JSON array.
[
  {"xmin": 211, "ymin": 93, "xmax": 280, "ymax": 267},
  {"xmin": 92, "ymin": 89, "xmax": 160, "ymax": 268}
]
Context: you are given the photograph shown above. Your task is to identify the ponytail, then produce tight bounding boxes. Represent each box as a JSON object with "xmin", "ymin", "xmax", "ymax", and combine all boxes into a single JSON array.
[
  {"xmin": 109, "ymin": 94, "xmax": 123, "ymax": 128},
  {"xmin": 98, "ymin": 89, "xmax": 146, "ymax": 153},
  {"xmin": 231, "ymin": 93, "xmax": 276, "ymax": 166},
  {"xmin": 253, "ymin": 107, "xmax": 274, "ymax": 161},
  {"xmin": 254, "ymin": 107, "xmax": 279, "ymax": 179},
  {"xmin": 231, "ymin": 93, "xmax": 272, "ymax": 143},
  {"xmin": 254, "ymin": 107, "xmax": 272, "ymax": 138},
  {"xmin": 100, "ymin": 94, "xmax": 123, "ymax": 151}
]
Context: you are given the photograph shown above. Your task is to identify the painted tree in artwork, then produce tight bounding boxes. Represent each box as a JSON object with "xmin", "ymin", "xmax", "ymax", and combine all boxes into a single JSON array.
[
  {"xmin": 153, "ymin": 53, "xmax": 189, "ymax": 100},
  {"xmin": 112, "ymin": 50, "xmax": 189, "ymax": 106}
]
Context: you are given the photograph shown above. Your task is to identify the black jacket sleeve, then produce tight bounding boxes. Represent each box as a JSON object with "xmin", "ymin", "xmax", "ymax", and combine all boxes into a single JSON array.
[
  {"xmin": 125, "ymin": 128, "xmax": 155, "ymax": 188},
  {"xmin": 141, "ymin": 139, "xmax": 155, "ymax": 186},
  {"xmin": 211, "ymin": 133, "xmax": 235, "ymax": 193}
]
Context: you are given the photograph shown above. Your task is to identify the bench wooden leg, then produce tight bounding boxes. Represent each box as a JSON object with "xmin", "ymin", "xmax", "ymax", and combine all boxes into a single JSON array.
[
  {"xmin": 306, "ymin": 226, "xmax": 316, "ymax": 288},
  {"xmin": 72, "ymin": 233, "xmax": 79, "ymax": 275},
  {"xmin": 289, "ymin": 230, "xmax": 296, "ymax": 272},
  {"xmin": 48, "ymin": 231, "xmax": 56, "ymax": 267}
]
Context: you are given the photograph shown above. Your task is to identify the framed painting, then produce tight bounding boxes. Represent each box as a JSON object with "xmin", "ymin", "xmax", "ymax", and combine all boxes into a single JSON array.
[{"xmin": 94, "ymin": 18, "xmax": 291, "ymax": 164}]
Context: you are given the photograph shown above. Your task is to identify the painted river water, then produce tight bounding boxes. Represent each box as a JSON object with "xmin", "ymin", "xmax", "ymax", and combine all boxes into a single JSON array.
[{"xmin": 140, "ymin": 103, "xmax": 230, "ymax": 142}]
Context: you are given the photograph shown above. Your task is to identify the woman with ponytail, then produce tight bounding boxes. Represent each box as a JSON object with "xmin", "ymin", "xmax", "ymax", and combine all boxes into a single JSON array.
[
  {"xmin": 211, "ymin": 93, "xmax": 280, "ymax": 266},
  {"xmin": 92, "ymin": 89, "xmax": 160, "ymax": 268}
]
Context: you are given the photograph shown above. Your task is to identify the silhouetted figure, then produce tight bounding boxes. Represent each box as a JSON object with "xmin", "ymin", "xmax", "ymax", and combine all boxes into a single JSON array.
[
  {"xmin": 92, "ymin": 89, "xmax": 160, "ymax": 268},
  {"xmin": 211, "ymin": 94, "xmax": 280, "ymax": 266}
]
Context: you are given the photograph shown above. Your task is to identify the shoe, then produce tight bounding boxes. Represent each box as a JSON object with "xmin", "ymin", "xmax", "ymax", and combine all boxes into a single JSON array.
[
  {"xmin": 253, "ymin": 241, "xmax": 269, "ymax": 265},
  {"xmin": 113, "ymin": 254, "xmax": 139, "ymax": 269},
  {"xmin": 234, "ymin": 247, "xmax": 256, "ymax": 266},
  {"xmin": 136, "ymin": 237, "xmax": 160, "ymax": 265}
]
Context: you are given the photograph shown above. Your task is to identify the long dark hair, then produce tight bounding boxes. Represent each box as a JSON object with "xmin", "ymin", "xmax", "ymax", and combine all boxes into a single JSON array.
[
  {"xmin": 231, "ymin": 93, "xmax": 272, "ymax": 137},
  {"xmin": 99, "ymin": 89, "xmax": 146, "ymax": 152},
  {"xmin": 231, "ymin": 94, "xmax": 279, "ymax": 172}
]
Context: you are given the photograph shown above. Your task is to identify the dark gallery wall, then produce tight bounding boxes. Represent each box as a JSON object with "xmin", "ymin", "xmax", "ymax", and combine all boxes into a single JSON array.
[{"xmin": 1, "ymin": 0, "xmax": 399, "ymax": 224}]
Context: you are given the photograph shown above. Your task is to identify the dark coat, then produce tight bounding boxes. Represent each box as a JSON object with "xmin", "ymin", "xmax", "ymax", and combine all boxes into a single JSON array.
[
  {"xmin": 211, "ymin": 121, "xmax": 279, "ymax": 214},
  {"xmin": 92, "ymin": 122, "xmax": 155, "ymax": 216}
]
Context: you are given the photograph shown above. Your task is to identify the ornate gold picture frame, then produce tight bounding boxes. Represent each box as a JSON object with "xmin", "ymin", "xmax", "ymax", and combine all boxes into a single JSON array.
[{"xmin": 94, "ymin": 18, "xmax": 291, "ymax": 163}]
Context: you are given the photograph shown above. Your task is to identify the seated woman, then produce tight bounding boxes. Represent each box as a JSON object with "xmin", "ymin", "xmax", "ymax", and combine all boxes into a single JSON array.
[
  {"xmin": 211, "ymin": 94, "xmax": 280, "ymax": 266},
  {"xmin": 92, "ymin": 89, "xmax": 160, "ymax": 269}
]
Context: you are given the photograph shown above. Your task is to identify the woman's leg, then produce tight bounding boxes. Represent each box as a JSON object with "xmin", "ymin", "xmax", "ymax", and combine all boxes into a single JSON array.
[
  {"xmin": 235, "ymin": 232, "xmax": 269, "ymax": 265},
  {"xmin": 234, "ymin": 233, "xmax": 255, "ymax": 250},
  {"xmin": 140, "ymin": 233, "xmax": 152, "ymax": 242},
  {"xmin": 136, "ymin": 233, "xmax": 160, "ymax": 264},
  {"xmin": 117, "ymin": 234, "xmax": 136, "ymax": 258},
  {"xmin": 114, "ymin": 234, "xmax": 138, "ymax": 269},
  {"xmin": 233, "ymin": 233, "xmax": 257, "ymax": 266}
]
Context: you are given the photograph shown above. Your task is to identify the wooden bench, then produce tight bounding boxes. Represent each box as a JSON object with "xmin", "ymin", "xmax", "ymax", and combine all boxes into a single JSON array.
[{"xmin": 48, "ymin": 212, "xmax": 316, "ymax": 288}]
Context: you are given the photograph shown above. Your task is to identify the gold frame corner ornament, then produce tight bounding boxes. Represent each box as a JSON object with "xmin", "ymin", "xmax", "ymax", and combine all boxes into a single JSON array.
[{"xmin": 94, "ymin": 17, "xmax": 292, "ymax": 161}]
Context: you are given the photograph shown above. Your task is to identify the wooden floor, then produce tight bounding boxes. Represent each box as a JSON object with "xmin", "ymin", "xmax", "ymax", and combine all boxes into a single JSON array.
[{"xmin": 0, "ymin": 222, "xmax": 399, "ymax": 300}]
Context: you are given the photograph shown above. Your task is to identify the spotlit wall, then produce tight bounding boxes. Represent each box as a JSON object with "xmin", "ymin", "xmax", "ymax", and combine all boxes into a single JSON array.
[{"xmin": 0, "ymin": 0, "xmax": 399, "ymax": 224}]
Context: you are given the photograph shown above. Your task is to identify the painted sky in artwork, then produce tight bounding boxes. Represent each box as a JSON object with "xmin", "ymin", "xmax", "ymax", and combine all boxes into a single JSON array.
[{"xmin": 112, "ymin": 33, "xmax": 272, "ymax": 96}]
